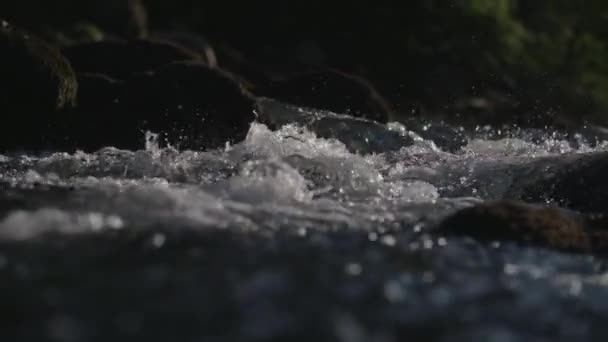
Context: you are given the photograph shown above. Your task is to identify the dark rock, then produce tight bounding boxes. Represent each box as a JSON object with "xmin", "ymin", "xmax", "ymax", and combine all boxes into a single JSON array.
[
  {"xmin": 436, "ymin": 201, "xmax": 608, "ymax": 254},
  {"xmin": 513, "ymin": 152, "xmax": 608, "ymax": 214},
  {"xmin": 0, "ymin": 20, "xmax": 78, "ymax": 151},
  {"xmin": 105, "ymin": 0, "xmax": 148, "ymax": 39},
  {"xmin": 259, "ymin": 68, "xmax": 393, "ymax": 123},
  {"xmin": 152, "ymin": 31, "xmax": 217, "ymax": 68},
  {"xmin": 124, "ymin": 61, "xmax": 256, "ymax": 150},
  {"xmin": 61, "ymin": 39, "xmax": 202, "ymax": 80},
  {"xmin": 53, "ymin": 23, "xmax": 107, "ymax": 46},
  {"xmin": 403, "ymin": 118, "xmax": 468, "ymax": 153},
  {"xmin": 75, "ymin": 73, "xmax": 124, "ymax": 107},
  {"xmin": 58, "ymin": 73, "xmax": 140, "ymax": 151},
  {"xmin": 211, "ymin": 43, "xmax": 274, "ymax": 91},
  {"xmin": 256, "ymin": 98, "xmax": 412, "ymax": 155}
]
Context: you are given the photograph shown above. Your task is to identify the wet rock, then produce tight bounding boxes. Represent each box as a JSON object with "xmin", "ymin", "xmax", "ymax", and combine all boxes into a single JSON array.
[
  {"xmin": 403, "ymin": 118, "xmax": 468, "ymax": 153},
  {"xmin": 259, "ymin": 68, "xmax": 393, "ymax": 123},
  {"xmin": 0, "ymin": 20, "xmax": 78, "ymax": 151},
  {"xmin": 61, "ymin": 39, "xmax": 202, "ymax": 80},
  {"xmin": 514, "ymin": 152, "xmax": 608, "ymax": 214},
  {"xmin": 436, "ymin": 201, "xmax": 608, "ymax": 254},
  {"xmin": 124, "ymin": 61, "xmax": 256, "ymax": 150},
  {"xmin": 58, "ymin": 73, "xmax": 140, "ymax": 151},
  {"xmin": 256, "ymin": 98, "xmax": 412, "ymax": 155}
]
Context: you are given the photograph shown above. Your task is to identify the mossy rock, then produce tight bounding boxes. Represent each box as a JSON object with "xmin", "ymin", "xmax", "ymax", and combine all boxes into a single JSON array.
[
  {"xmin": 0, "ymin": 0, "xmax": 147, "ymax": 39},
  {"xmin": 1, "ymin": 20, "xmax": 77, "ymax": 109},
  {"xmin": 0, "ymin": 19, "xmax": 78, "ymax": 151}
]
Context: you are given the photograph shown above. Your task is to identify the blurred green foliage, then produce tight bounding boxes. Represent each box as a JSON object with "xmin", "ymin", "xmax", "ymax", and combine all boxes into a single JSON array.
[
  {"xmin": 458, "ymin": 0, "xmax": 608, "ymax": 121},
  {"xmin": 3, "ymin": 0, "xmax": 608, "ymax": 124}
]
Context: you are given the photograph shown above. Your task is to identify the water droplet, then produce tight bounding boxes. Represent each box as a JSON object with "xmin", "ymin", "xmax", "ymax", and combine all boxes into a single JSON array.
[
  {"xmin": 152, "ymin": 233, "xmax": 166, "ymax": 248},
  {"xmin": 380, "ymin": 235, "xmax": 396, "ymax": 247},
  {"xmin": 384, "ymin": 280, "xmax": 405, "ymax": 302},
  {"xmin": 345, "ymin": 262, "xmax": 362, "ymax": 276},
  {"xmin": 504, "ymin": 263, "xmax": 518, "ymax": 275},
  {"xmin": 107, "ymin": 215, "xmax": 124, "ymax": 230},
  {"xmin": 368, "ymin": 232, "xmax": 378, "ymax": 241}
]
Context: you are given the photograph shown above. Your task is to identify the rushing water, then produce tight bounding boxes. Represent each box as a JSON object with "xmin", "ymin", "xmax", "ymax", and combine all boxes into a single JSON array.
[{"xmin": 2, "ymin": 104, "xmax": 608, "ymax": 341}]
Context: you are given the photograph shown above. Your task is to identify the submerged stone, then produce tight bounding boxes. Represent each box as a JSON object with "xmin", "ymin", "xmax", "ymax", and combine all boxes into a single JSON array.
[
  {"xmin": 436, "ymin": 201, "xmax": 608, "ymax": 254},
  {"xmin": 0, "ymin": 19, "xmax": 78, "ymax": 151}
]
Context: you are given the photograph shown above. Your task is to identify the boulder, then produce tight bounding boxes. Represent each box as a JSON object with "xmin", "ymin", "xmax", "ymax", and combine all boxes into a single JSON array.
[
  {"xmin": 61, "ymin": 39, "xmax": 202, "ymax": 80},
  {"xmin": 436, "ymin": 201, "xmax": 608, "ymax": 254},
  {"xmin": 259, "ymin": 68, "xmax": 393, "ymax": 123},
  {"xmin": 152, "ymin": 31, "xmax": 217, "ymax": 68},
  {"xmin": 0, "ymin": 19, "xmax": 78, "ymax": 151},
  {"xmin": 255, "ymin": 98, "xmax": 412, "ymax": 155},
  {"xmin": 402, "ymin": 118, "xmax": 468, "ymax": 153},
  {"xmin": 124, "ymin": 61, "xmax": 256, "ymax": 150},
  {"xmin": 513, "ymin": 152, "xmax": 608, "ymax": 214}
]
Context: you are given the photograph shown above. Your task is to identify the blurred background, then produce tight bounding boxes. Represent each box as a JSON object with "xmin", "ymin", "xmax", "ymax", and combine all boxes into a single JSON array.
[{"xmin": 3, "ymin": 0, "xmax": 608, "ymax": 128}]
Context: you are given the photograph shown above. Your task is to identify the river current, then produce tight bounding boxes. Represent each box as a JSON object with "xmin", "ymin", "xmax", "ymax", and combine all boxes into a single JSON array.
[{"xmin": 1, "ymin": 103, "xmax": 608, "ymax": 341}]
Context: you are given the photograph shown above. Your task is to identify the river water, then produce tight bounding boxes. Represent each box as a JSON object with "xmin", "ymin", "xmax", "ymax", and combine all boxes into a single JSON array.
[{"xmin": 1, "ymin": 103, "xmax": 608, "ymax": 341}]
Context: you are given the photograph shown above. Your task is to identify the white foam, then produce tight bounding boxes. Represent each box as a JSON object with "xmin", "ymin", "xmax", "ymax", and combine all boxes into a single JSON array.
[{"xmin": 0, "ymin": 120, "xmax": 606, "ymax": 239}]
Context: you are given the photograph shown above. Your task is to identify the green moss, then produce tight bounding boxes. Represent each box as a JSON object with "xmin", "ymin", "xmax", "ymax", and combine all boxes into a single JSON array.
[{"xmin": 0, "ymin": 20, "xmax": 78, "ymax": 110}]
